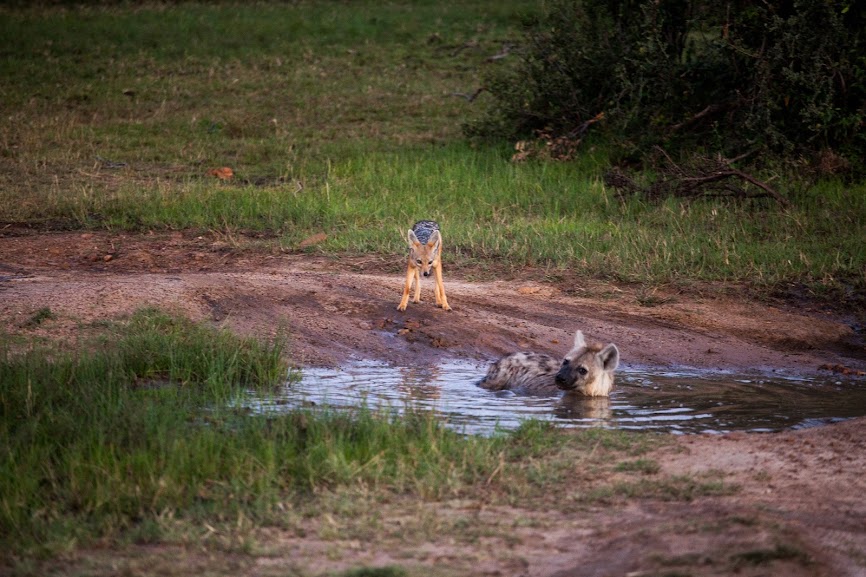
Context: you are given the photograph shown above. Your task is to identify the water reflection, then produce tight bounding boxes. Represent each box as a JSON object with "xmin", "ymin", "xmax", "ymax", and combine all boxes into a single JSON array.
[
  {"xmin": 243, "ymin": 359, "xmax": 866, "ymax": 436},
  {"xmin": 396, "ymin": 365, "xmax": 442, "ymax": 401},
  {"xmin": 554, "ymin": 396, "xmax": 613, "ymax": 421}
]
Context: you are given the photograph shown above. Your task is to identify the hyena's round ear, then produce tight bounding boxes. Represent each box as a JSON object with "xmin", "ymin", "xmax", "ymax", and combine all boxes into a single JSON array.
[
  {"xmin": 427, "ymin": 229, "xmax": 441, "ymax": 248},
  {"xmin": 573, "ymin": 330, "xmax": 586, "ymax": 349},
  {"xmin": 407, "ymin": 229, "xmax": 420, "ymax": 246},
  {"xmin": 600, "ymin": 343, "xmax": 620, "ymax": 371}
]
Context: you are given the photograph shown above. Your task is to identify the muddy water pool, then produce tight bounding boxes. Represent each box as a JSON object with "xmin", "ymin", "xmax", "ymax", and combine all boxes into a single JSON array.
[{"xmin": 245, "ymin": 359, "xmax": 866, "ymax": 435}]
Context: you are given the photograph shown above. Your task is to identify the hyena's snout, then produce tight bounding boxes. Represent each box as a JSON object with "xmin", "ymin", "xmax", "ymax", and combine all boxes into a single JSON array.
[{"xmin": 554, "ymin": 361, "xmax": 584, "ymax": 390}]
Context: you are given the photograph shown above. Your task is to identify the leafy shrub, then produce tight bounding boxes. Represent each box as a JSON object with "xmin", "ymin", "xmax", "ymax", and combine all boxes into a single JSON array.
[{"xmin": 468, "ymin": 0, "xmax": 866, "ymax": 170}]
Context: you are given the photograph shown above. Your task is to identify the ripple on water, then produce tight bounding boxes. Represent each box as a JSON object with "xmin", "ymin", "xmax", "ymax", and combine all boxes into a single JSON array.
[{"xmin": 243, "ymin": 359, "xmax": 866, "ymax": 436}]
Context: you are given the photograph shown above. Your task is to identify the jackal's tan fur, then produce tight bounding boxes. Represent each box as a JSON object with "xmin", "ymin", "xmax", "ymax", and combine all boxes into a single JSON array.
[{"xmin": 397, "ymin": 220, "xmax": 451, "ymax": 312}]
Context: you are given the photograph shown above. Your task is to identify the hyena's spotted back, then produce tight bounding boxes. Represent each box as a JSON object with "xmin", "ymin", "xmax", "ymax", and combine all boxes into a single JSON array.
[
  {"xmin": 478, "ymin": 330, "xmax": 620, "ymax": 397},
  {"xmin": 477, "ymin": 352, "xmax": 561, "ymax": 394}
]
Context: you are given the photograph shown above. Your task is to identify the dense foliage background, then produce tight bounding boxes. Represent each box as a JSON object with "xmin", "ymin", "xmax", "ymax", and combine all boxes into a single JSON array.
[{"xmin": 468, "ymin": 0, "xmax": 866, "ymax": 171}]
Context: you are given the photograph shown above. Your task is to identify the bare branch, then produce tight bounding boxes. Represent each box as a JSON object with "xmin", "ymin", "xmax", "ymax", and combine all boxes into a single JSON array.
[
  {"xmin": 604, "ymin": 150, "xmax": 789, "ymax": 208},
  {"xmin": 450, "ymin": 87, "xmax": 485, "ymax": 102},
  {"xmin": 486, "ymin": 43, "xmax": 514, "ymax": 62},
  {"xmin": 725, "ymin": 166, "xmax": 790, "ymax": 208},
  {"xmin": 566, "ymin": 111, "xmax": 605, "ymax": 139}
]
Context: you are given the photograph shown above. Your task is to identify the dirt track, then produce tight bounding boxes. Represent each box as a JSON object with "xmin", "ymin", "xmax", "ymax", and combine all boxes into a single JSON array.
[
  {"xmin": 2, "ymin": 230, "xmax": 863, "ymax": 374},
  {"xmin": 2, "ymin": 229, "xmax": 866, "ymax": 576}
]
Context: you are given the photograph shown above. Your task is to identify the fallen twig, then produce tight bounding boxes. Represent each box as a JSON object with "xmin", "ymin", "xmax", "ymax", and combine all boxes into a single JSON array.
[
  {"xmin": 486, "ymin": 43, "xmax": 513, "ymax": 62},
  {"xmin": 604, "ymin": 148, "xmax": 789, "ymax": 208},
  {"xmin": 450, "ymin": 87, "xmax": 485, "ymax": 102}
]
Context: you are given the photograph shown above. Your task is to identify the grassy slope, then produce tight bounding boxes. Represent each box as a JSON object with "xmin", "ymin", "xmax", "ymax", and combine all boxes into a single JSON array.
[
  {"xmin": 1, "ymin": 309, "xmax": 707, "ymax": 561},
  {"xmin": 1, "ymin": 2, "xmax": 864, "ymax": 298}
]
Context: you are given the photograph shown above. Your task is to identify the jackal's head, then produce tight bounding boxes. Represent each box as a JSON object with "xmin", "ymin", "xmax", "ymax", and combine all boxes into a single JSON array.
[
  {"xmin": 554, "ymin": 330, "xmax": 620, "ymax": 397},
  {"xmin": 407, "ymin": 228, "xmax": 441, "ymax": 277}
]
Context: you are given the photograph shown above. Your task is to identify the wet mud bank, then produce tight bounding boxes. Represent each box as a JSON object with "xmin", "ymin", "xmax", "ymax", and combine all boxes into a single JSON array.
[
  {"xmin": 3, "ymin": 232, "xmax": 866, "ymax": 576},
  {"xmin": 2, "ymin": 231, "xmax": 864, "ymax": 376}
]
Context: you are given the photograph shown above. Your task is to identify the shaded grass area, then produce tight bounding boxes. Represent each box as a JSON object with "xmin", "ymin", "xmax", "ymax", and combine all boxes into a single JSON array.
[
  {"xmin": 0, "ymin": 309, "xmax": 720, "ymax": 566},
  {"xmin": 1, "ymin": 0, "xmax": 864, "ymax": 301},
  {"xmin": 0, "ymin": 309, "xmax": 289, "ymax": 556},
  {"xmin": 0, "ymin": 1, "xmax": 516, "ymax": 183}
]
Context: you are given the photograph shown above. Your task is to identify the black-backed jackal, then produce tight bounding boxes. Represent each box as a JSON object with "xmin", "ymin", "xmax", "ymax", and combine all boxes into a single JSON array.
[
  {"xmin": 397, "ymin": 220, "xmax": 451, "ymax": 312},
  {"xmin": 478, "ymin": 330, "xmax": 619, "ymax": 397}
]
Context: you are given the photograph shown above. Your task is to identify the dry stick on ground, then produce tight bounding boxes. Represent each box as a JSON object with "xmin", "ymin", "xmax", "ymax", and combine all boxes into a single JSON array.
[
  {"xmin": 486, "ymin": 43, "xmax": 513, "ymax": 62},
  {"xmin": 450, "ymin": 87, "xmax": 485, "ymax": 102},
  {"xmin": 566, "ymin": 111, "xmax": 606, "ymax": 139},
  {"xmin": 604, "ymin": 147, "xmax": 790, "ymax": 208},
  {"xmin": 668, "ymin": 103, "xmax": 735, "ymax": 133}
]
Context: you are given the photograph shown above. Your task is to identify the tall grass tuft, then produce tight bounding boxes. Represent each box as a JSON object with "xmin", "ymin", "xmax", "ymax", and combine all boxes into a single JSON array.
[
  {"xmin": 0, "ymin": 311, "xmax": 504, "ymax": 554},
  {"xmin": 1, "ymin": 310, "xmax": 676, "ymax": 558},
  {"xmin": 0, "ymin": 309, "xmax": 290, "ymax": 554}
]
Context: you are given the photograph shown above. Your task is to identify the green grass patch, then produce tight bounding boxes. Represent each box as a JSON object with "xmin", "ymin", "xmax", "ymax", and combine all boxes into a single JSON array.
[
  {"xmin": 615, "ymin": 458, "xmax": 661, "ymax": 475},
  {"xmin": 19, "ymin": 307, "xmax": 55, "ymax": 329},
  {"xmin": 607, "ymin": 474, "xmax": 737, "ymax": 502},
  {"xmin": 1, "ymin": 1, "xmax": 864, "ymax": 301},
  {"xmin": 339, "ymin": 567, "xmax": 408, "ymax": 577},
  {"xmin": 0, "ymin": 309, "xmax": 290, "ymax": 555},
  {"xmin": 731, "ymin": 544, "xmax": 812, "ymax": 568},
  {"xmin": 0, "ymin": 313, "xmax": 696, "ymax": 561}
]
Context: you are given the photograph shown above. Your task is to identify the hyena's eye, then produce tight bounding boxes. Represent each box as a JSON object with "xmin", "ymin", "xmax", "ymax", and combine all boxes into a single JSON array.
[
  {"xmin": 577, "ymin": 366, "xmax": 588, "ymax": 376},
  {"xmin": 428, "ymin": 260, "xmax": 433, "ymax": 265},
  {"xmin": 416, "ymin": 259, "xmax": 422, "ymax": 265}
]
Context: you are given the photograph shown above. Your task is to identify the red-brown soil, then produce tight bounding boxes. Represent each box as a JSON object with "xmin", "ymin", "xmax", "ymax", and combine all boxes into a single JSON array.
[{"xmin": 2, "ymin": 229, "xmax": 865, "ymax": 577}]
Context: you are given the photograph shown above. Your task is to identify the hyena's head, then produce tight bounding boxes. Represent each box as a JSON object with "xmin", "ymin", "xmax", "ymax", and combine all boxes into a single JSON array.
[
  {"xmin": 554, "ymin": 330, "xmax": 620, "ymax": 397},
  {"xmin": 407, "ymin": 228, "xmax": 441, "ymax": 277}
]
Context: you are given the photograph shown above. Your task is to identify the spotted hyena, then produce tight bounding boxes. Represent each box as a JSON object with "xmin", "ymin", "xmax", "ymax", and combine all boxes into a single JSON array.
[{"xmin": 478, "ymin": 330, "xmax": 620, "ymax": 397}]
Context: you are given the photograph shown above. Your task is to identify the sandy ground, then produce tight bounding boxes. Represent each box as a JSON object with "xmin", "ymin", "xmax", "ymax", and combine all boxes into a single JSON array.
[{"xmin": 2, "ymin": 229, "xmax": 866, "ymax": 576}]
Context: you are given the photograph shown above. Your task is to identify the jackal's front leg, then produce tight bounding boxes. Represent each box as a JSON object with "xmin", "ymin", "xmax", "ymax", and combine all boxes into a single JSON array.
[
  {"xmin": 412, "ymin": 269, "xmax": 422, "ymax": 303},
  {"xmin": 397, "ymin": 263, "xmax": 416, "ymax": 311},
  {"xmin": 433, "ymin": 262, "xmax": 451, "ymax": 311}
]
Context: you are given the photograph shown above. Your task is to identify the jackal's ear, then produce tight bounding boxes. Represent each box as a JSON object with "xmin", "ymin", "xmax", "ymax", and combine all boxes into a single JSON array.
[
  {"xmin": 427, "ymin": 229, "xmax": 441, "ymax": 248},
  {"xmin": 573, "ymin": 330, "xmax": 586, "ymax": 350},
  {"xmin": 407, "ymin": 229, "xmax": 420, "ymax": 246},
  {"xmin": 599, "ymin": 343, "xmax": 620, "ymax": 371}
]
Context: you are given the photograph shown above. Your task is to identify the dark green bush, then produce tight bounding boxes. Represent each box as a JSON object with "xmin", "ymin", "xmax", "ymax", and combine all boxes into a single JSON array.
[{"xmin": 468, "ymin": 0, "xmax": 866, "ymax": 169}]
